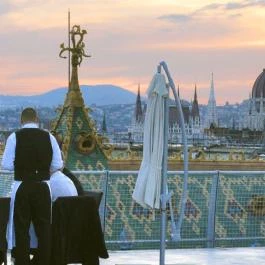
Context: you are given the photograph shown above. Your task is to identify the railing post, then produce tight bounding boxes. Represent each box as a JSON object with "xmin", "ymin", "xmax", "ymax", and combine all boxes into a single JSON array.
[
  {"xmin": 207, "ymin": 170, "xmax": 219, "ymax": 248},
  {"xmin": 101, "ymin": 170, "xmax": 109, "ymax": 233},
  {"xmin": 160, "ymin": 90, "xmax": 169, "ymax": 265}
]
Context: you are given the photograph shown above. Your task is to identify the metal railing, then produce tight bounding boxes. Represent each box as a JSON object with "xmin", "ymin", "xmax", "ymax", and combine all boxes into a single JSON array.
[{"xmin": 1, "ymin": 170, "xmax": 265, "ymax": 250}]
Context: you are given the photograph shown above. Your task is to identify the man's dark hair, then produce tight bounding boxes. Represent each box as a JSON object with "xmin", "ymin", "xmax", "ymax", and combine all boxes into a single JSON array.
[{"xmin": 21, "ymin": 108, "xmax": 38, "ymax": 124}]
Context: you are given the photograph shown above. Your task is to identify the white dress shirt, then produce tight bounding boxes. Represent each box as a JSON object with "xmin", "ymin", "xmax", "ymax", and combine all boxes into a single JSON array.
[
  {"xmin": 50, "ymin": 171, "xmax": 78, "ymax": 202},
  {"xmin": 1, "ymin": 122, "xmax": 63, "ymax": 172}
]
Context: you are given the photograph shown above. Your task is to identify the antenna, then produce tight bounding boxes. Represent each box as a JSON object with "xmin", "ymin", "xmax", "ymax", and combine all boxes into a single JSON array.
[{"xmin": 68, "ymin": 9, "xmax": 71, "ymax": 89}]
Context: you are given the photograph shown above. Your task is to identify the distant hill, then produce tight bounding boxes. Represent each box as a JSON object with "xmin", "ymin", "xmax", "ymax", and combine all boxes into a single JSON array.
[{"xmin": 0, "ymin": 85, "xmax": 138, "ymax": 107}]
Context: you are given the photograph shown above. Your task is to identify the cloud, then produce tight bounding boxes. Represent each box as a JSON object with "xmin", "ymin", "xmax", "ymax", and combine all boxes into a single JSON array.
[
  {"xmin": 196, "ymin": 3, "xmax": 223, "ymax": 12},
  {"xmin": 196, "ymin": 1, "xmax": 265, "ymax": 12},
  {"xmin": 227, "ymin": 13, "xmax": 242, "ymax": 19},
  {"xmin": 158, "ymin": 3, "xmax": 239, "ymax": 24},
  {"xmin": 225, "ymin": 2, "xmax": 246, "ymax": 9},
  {"xmin": 158, "ymin": 14, "xmax": 192, "ymax": 23},
  {"xmin": 0, "ymin": 0, "xmax": 45, "ymax": 16},
  {"xmin": 0, "ymin": 0, "xmax": 13, "ymax": 15},
  {"xmin": 159, "ymin": 0, "xmax": 265, "ymax": 24},
  {"xmin": 202, "ymin": 1, "xmax": 265, "ymax": 11},
  {"xmin": 224, "ymin": 0, "xmax": 265, "ymax": 9}
]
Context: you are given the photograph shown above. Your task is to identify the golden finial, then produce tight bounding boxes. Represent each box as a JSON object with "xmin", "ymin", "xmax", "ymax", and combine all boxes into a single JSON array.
[{"xmin": 59, "ymin": 25, "xmax": 91, "ymax": 67}]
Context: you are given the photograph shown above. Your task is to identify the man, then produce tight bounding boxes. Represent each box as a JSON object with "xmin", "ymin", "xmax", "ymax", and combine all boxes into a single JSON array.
[{"xmin": 1, "ymin": 108, "xmax": 63, "ymax": 265}]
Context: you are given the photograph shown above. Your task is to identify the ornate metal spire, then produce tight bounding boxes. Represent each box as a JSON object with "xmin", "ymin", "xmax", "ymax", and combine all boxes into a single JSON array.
[
  {"xmin": 59, "ymin": 25, "xmax": 91, "ymax": 107},
  {"xmin": 52, "ymin": 23, "xmax": 109, "ymax": 170}
]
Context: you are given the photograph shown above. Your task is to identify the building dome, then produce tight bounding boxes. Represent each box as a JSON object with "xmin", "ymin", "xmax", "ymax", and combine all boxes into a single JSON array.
[{"xmin": 252, "ymin": 69, "xmax": 265, "ymax": 98}]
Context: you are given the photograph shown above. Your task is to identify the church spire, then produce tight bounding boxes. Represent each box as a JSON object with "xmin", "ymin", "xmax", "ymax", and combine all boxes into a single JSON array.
[
  {"xmin": 135, "ymin": 84, "xmax": 143, "ymax": 122},
  {"xmin": 209, "ymin": 72, "xmax": 216, "ymax": 102},
  {"xmin": 102, "ymin": 111, "xmax": 107, "ymax": 133},
  {"xmin": 191, "ymin": 84, "xmax": 200, "ymax": 118},
  {"xmin": 194, "ymin": 84, "xmax": 198, "ymax": 101},
  {"xmin": 205, "ymin": 73, "xmax": 218, "ymax": 128}
]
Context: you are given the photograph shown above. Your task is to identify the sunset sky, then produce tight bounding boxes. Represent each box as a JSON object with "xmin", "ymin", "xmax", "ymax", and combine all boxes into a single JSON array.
[{"xmin": 1, "ymin": 0, "xmax": 265, "ymax": 104}]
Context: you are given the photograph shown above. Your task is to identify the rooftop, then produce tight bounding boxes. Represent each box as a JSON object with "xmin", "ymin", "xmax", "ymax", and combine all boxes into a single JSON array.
[{"xmin": 100, "ymin": 247, "xmax": 265, "ymax": 265}]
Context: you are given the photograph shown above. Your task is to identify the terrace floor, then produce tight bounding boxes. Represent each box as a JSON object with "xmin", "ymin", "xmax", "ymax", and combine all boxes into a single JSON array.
[{"xmin": 99, "ymin": 247, "xmax": 265, "ymax": 265}]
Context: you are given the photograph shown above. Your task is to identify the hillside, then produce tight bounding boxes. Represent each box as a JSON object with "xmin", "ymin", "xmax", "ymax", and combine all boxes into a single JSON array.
[{"xmin": 0, "ymin": 85, "xmax": 138, "ymax": 107}]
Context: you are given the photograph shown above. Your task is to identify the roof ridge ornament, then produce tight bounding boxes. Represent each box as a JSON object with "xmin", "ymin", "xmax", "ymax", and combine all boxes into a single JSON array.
[
  {"xmin": 59, "ymin": 24, "xmax": 91, "ymax": 107},
  {"xmin": 59, "ymin": 25, "xmax": 91, "ymax": 67}
]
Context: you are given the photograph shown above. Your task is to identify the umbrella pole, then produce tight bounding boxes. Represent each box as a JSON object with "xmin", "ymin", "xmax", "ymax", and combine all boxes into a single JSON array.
[
  {"xmin": 160, "ymin": 61, "xmax": 189, "ymax": 240},
  {"xmin": 160, "ymin": 86, "xmax": 169, "ymax": 265}
]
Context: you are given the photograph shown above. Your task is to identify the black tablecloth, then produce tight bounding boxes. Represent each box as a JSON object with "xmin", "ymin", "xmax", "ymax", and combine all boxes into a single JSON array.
[
  {"xmin": 0, "ymin": 195, "xmax": 108, "ymax": 265},
  {"xmin": 51, "ymin": 196, "xmax": 108, "ymax": 265},
  {"xmin": 0, "ymin": 198, "xmax": 10, "ymax": 265}
]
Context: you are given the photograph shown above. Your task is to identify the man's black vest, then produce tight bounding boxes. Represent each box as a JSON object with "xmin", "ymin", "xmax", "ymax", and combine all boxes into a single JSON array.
[{"xmin": 14, "ymin": 128, "xmax": 52, "ymax": 181}]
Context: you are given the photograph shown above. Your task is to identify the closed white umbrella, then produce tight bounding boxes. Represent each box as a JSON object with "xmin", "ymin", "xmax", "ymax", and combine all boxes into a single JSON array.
[
  {"xmin": 133, "ymin": 62, "xmax": 189, "ymax": 265},
  {"xmin": 132, "ymin": 72, "xmax": 169, "ymax": 209}
]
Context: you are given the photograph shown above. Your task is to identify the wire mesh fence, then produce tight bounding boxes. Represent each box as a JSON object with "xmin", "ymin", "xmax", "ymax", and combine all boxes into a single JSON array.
[
  {"xmin": 215, "ymin": 171, "xmax": 265, "ymax": 248},
  {"xmin": 0, "ymin": 170, "xmax": 265, "ymax": 250},
  {"xmin": 0, "ymin": 170, "xmax": 14, "ymax": 197}
]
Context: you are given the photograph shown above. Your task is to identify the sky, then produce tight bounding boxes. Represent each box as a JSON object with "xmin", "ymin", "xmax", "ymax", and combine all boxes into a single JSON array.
[{"xmin": 1, "ymin": 0, "xmax": 265, "ymax": 104}]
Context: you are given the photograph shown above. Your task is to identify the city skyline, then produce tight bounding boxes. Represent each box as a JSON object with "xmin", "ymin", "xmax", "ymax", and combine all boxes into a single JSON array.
[{"xmin": 0, "ymin": 0, "xmax": 265, "ymax": 104}]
